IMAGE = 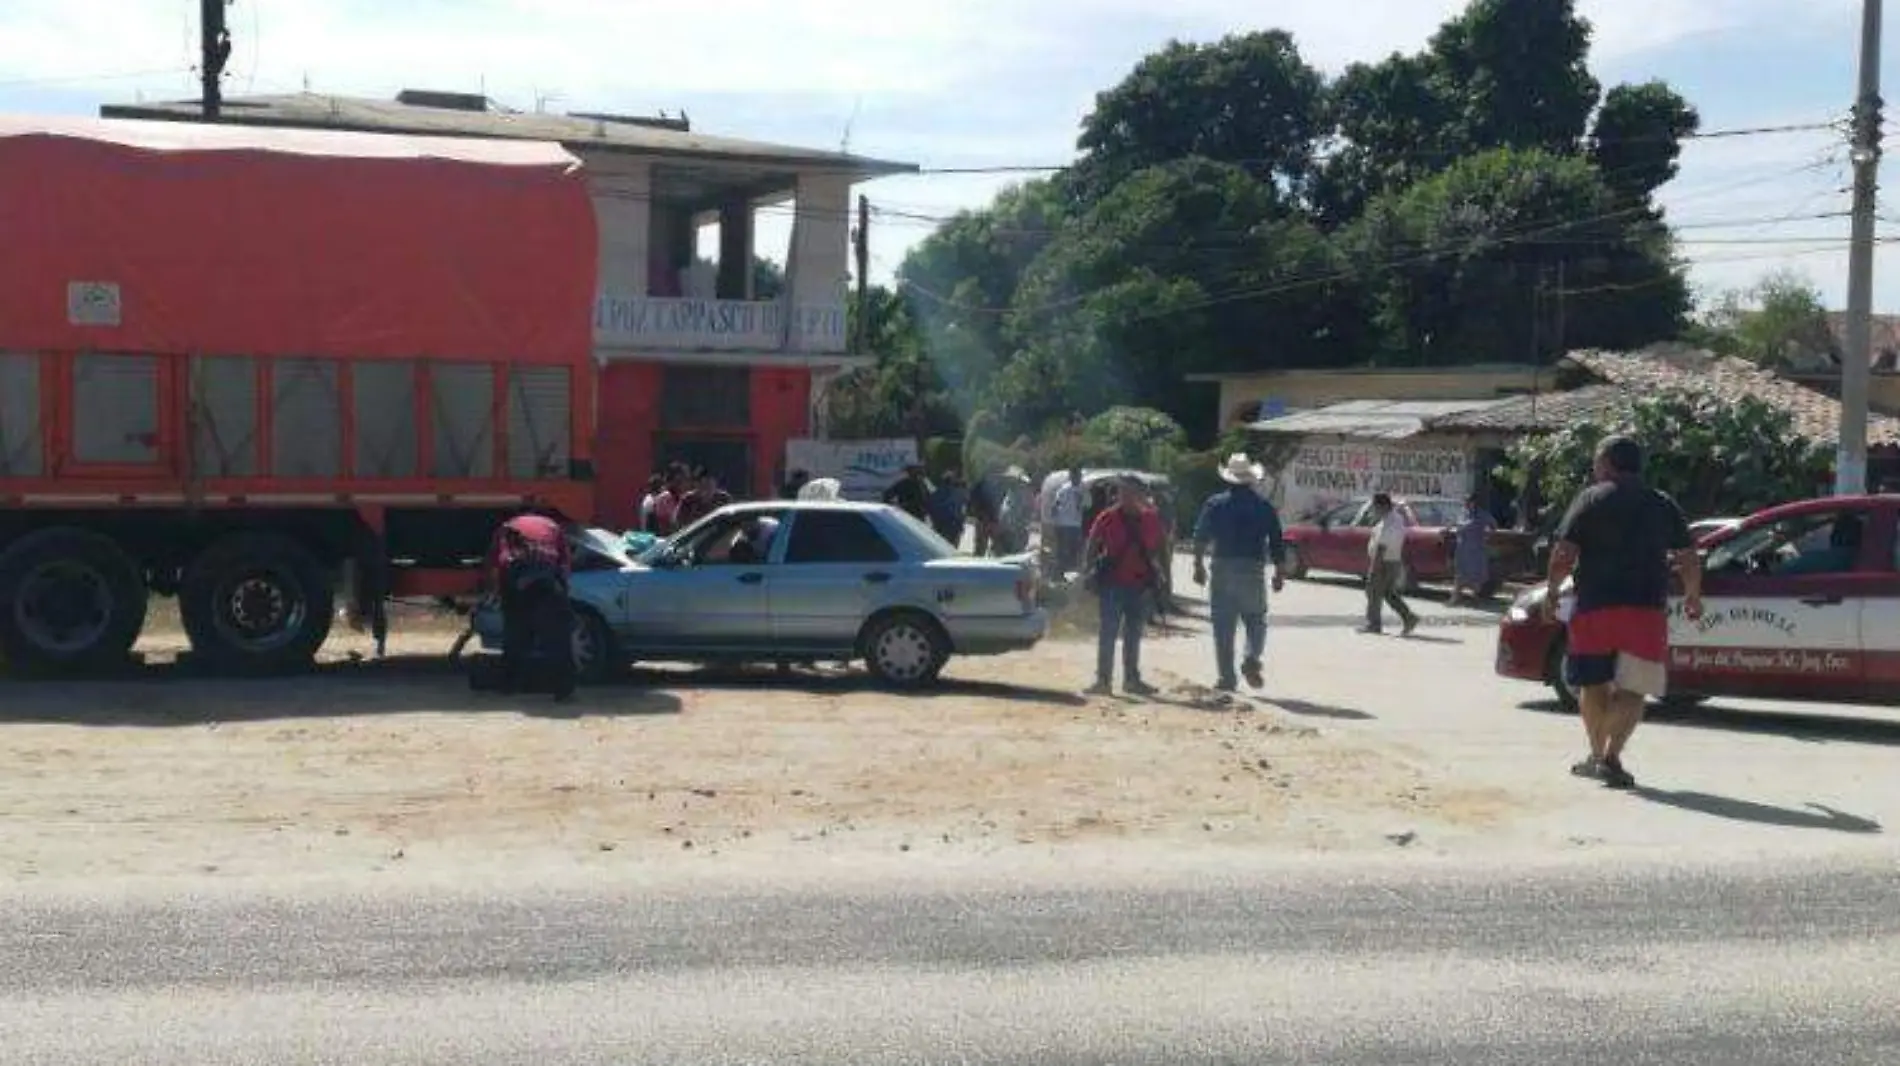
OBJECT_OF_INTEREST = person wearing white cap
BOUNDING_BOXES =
[1190,453,1286,692]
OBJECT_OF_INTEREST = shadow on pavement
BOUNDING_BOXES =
[0,655,682,725]
[1521,698,1900,748]
[1636,789,1883,834]
[637,664,1088,707]
[1266,698,1377,722]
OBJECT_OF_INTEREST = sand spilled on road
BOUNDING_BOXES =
[0,629,1516,885]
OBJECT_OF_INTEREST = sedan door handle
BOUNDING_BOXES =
[737,572,765,585]
[1800,594,1843,606]
[863,572,892,584]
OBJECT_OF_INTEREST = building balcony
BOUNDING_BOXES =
[593,293,847,356]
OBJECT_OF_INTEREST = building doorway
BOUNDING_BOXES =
[657,436,753,498]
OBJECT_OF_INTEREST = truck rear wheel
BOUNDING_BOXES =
[0,527,148,675]
[180,533,334,675]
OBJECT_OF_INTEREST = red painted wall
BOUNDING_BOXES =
[594,361,662,529]
[750,367,812,496]
[592,361,811,530]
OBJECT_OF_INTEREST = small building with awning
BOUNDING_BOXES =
[1241,345,1900,524]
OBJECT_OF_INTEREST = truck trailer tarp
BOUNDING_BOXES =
[0,114,596,363]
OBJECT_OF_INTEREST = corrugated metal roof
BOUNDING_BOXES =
[103,93,916,176]
[1246,398,1500,439]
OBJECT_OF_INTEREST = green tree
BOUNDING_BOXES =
[829,285,963,440]
[896,179,1067,399]
[1346,147,1686,366]
[1692,270,1837,370]
[1081,406,1189,469]
[1589,81,1701,208]
[1000,158,1358,437]
[1427,0,1601,153]
[1506,389,1831,519]
[1315,52,1462,227]
[1070,30,1326,204]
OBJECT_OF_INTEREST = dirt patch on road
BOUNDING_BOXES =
[0,629,1514,885]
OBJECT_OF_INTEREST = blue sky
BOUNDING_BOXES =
[1,0,1891,311]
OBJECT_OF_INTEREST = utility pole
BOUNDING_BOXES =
[199,0,232,119]
[1837,0,1884,495]
[853,194,870,355]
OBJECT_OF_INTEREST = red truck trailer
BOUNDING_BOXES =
[0,115,598,675]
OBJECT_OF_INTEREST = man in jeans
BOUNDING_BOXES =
[1191,453,1286,692]
[1084,476,1165,696]
[1360,493,1418,636]
[1543,436,1703,789]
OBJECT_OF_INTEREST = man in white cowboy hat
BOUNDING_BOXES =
[1190,452,1287,693]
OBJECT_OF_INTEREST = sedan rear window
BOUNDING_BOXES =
[881,507,958,560]
[784,511,901,564]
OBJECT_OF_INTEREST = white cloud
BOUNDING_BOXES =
[0,0,1880,304]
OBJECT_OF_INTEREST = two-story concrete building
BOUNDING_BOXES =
[103,89,916,525]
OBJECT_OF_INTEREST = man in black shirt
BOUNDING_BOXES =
[883,463,931,522]
[1542,436,1704,789]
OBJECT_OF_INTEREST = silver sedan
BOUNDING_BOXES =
[473,501,1048,687]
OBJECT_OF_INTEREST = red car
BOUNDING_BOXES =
[1282,496,1532,595]
[1496,495,1900,710]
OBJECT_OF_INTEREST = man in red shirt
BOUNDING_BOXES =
[1084,476,1165,696]
[485,510,576,701]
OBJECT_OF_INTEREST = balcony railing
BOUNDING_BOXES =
[594,294,848,355]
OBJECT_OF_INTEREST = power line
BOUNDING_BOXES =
[0,67,190,90]
[902,117,1846,177]
[892,162,1848,318]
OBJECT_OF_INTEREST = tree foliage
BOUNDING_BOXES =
[1071,31,1325,202]
[1347,148,1687,366]
[848,0,1702,453]
[1691,270,1837,370]
[1080,406,1189,469]
[827,285,963,440]
[1589,81,1700,207]
[1506,390,1832,520]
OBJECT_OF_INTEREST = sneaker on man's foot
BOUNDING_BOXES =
[1242,659,1265,689]
[1356,625,1383,636]
[1400,617,1419,637]
[1124,679,1158,697]
[1084,680,1114,696]
[1215,678,1239,693]
[1600,757,1637,790]
[1570,755,1603,779]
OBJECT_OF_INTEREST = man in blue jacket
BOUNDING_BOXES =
[1191,453,1286,692]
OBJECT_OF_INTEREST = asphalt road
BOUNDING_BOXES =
[4,857,1898,1064]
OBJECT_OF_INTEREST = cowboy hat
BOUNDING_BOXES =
[1218,452,1264,485]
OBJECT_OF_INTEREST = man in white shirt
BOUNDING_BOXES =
[637,474,663,533]
[1361,492,1418,636]
[1050,467,1087,574]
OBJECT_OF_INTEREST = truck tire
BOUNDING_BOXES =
[180,533,334,675]
[0,527,148,675]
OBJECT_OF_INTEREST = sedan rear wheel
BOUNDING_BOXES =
[861,612,949,689]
